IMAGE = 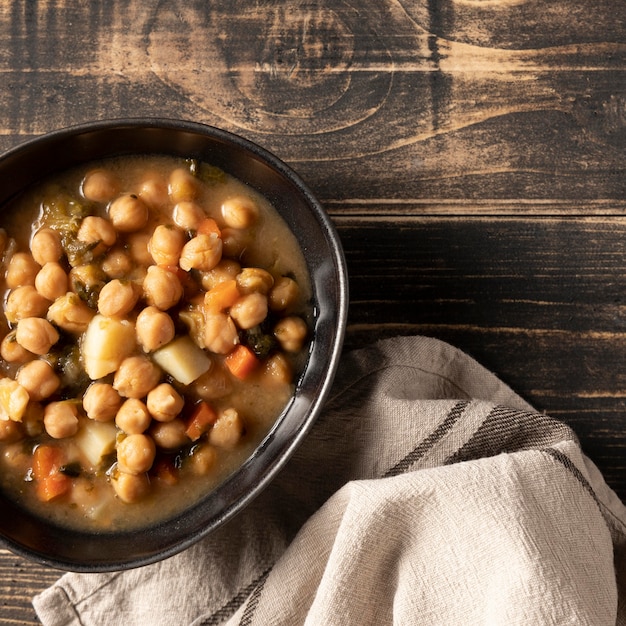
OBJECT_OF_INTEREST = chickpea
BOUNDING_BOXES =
[69,262,106,286]
[35,262,68,301]
[143,265,183,310]
[137,175,169,210]
[269,276,300,312]
[115,398,152,434]
[69,264,106,307]
[43,400,79,439]
[15,318,59,355]
[199,259,241,291]
[236,268,274,295]
[146,383,184,422]
[111,470,150,504]
[108,193,149,232]
[173,201,205,231]
[178,308,205,346]
[30,228,63,266]
[47,292,95,334]
[135,306,175,352]
[116,433,156,474]
[6,252,40,288]
[168,167,202,203]
[83,382,122,422]
[220,227,252,259]
[113,355,162,399]
[76,216,117,257]
[208,408,244,449]
[21,401,44,437]
[102,247,133,279]
[148,224,185,266]
[16,359,60,401]
[221,196,259,229]
[179,234,222,272]
[97,279,139,317]
[0,330,34,363]
[126,232,153,266]
[188,443,217,476]
[274,316,308,353]
[150,419,189,450]
[194,365,232,400]
[263,352,293,385]
[82,168,120,203]
[5,285,51,323]
[128,265,148,286]
[203,313,239,354]
[230,292,268,330]
[0,418,23,443]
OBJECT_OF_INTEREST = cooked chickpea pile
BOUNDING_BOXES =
[0,158,310,514]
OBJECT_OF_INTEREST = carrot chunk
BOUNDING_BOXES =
[224,344,259,380]
[185,401,218,441]
[152,457,179,486]
[32,445,73,501]
[204,279,240,313]
[37,473,72,502]
[32,444,65,480]
[197,218,221,238]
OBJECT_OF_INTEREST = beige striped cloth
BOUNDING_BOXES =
[33,336,626,625]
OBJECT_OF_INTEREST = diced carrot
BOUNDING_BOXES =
[197,218,221,238]
[152,457,179,486]
[32,445,65,481]
[32,444,73,502]
[224,344,259,380]
[185,401,218,441]
[37,473,72,502]
[204,279,240,313]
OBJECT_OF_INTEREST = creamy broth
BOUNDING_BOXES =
[0,155,311,531]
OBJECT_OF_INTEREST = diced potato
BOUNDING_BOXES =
[74,420,117,468]
[152,336,211,385]
[70,477,116,522]
[81,314,136,380]
[0,378,29,422]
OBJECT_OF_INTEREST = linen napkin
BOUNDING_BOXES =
[33,335,626,625]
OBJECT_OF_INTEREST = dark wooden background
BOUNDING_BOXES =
[0,0,624,622]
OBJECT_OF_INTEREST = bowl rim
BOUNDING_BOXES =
[0,118,349,571]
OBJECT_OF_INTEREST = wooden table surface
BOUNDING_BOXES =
[0,0,624,622]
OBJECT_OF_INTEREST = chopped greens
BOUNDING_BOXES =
[242,325,277,359]
[59,462,82,478]
[186,158,227,186]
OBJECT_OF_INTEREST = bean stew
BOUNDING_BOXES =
[0,155,311,531]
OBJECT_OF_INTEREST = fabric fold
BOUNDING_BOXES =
[33,336,626,625]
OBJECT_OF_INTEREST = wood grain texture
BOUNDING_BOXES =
[0,0,624,622]
[337,216,626,493]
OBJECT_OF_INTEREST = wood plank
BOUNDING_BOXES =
[337,215,626,500]
[0,549,59,624]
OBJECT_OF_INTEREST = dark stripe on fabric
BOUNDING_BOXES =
[384,400,469,478]
[540,448,626,545]
[542,447,601,509]
[192,567,272,626]
[238,567,271,626]
[447,405,576,465]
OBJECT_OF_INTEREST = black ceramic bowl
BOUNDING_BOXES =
[0,119,348,571]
